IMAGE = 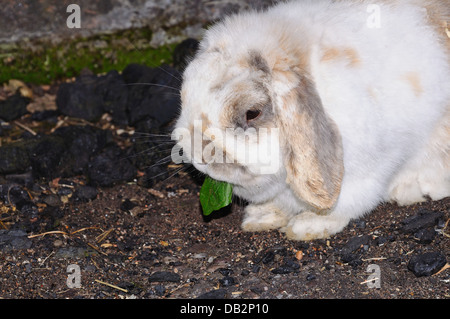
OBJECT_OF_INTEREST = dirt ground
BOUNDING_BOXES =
[0,170,448,300]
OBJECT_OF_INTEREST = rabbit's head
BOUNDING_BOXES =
[173,17,344,211]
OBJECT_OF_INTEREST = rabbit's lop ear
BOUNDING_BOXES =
[276,74,344,211]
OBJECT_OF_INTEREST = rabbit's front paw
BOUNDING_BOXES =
[282,212,349,240]
[242,203,289,232]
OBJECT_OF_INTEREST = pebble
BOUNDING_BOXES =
[306,273,316,281]
[341,235,371,254]
[0,92,30,121]
[217,268,233,276]
[407,252,447,277]
[413,228,436,244]
[53,239,64,247]
[0,229,31,251]
[148,271,181,283]
[154,284,166,297]
[74,185,98,202]
[219,276,236,287]
[87,146,136,187]
[340,235,371,265]
[271,266,293,275]
[196,289,227,299]
[401,210,444,234]
[55,246,93,259]
[43,194,62,207]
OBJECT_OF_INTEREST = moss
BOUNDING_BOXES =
[0,27,177,85]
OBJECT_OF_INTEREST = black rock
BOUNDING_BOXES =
[219,276,236,287]
[0,140,34,175]
[118,281,142,295]
[86,145,136,187]
[123,63,181,127]
[43,194,62,207]
[261,251,275,264]
[154,284,166,296]
[375,234,396,246]
[120,198,138,211]
[30,110,60,122]
[172,38,200,72]
[95,70,129,125]
[407,252,447,277]
[401,210,444,234]
[341,253,359,264]
[0,92,30,121]
[271,266,293,275]
[217,268,234,276]
[53,125,110,176]
[341,235,371,254]
[251,265,261,273]
[56,71,104,122]
[148,271,181,283]
[0,229,32,251]
[29,135,67,179]
[306,273,317,281]
[55,246,92,259]
[413,228,436,244]
[284,258,301,270]
[241,269,250,276]
[196,289,227,299]
[74,186,98,202]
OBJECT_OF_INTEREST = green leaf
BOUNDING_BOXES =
[199,176,233,216]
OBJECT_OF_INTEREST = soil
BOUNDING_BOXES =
[1,160,449,300]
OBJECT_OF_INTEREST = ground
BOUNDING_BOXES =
[1,172,448,299]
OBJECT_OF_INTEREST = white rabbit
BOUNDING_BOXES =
[174,0,450,240]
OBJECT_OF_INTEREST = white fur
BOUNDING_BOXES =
[175,0,450,240]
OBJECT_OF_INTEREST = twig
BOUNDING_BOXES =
[433,263,450,276]
[71,226,101,235]
[0,219,8,230]
[95,228,114,243]
[40,251,55,266]
[362,257,387,262]
[87,242,108,256]
[167,282,193,295]
[95,279,128,293]
[14,121,37,136]
[28,230,68,238]
[28,226,100,238]
[360,277,380,285]
[441,218,450,238]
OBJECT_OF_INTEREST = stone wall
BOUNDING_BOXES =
[1,0,275,47]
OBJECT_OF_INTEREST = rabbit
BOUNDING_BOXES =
[173,0,450,240]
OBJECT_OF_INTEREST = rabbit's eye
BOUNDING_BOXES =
[246,109,262,122]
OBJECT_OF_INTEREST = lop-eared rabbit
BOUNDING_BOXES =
[174,0,450,240]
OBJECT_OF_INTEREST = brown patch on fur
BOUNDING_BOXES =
[321,47,361,67]
[277,74,344,210]
[200,113,211,133]
[219,78,272,130]
[423,0,450,57]
[403,72,423,97]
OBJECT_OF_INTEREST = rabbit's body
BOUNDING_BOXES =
[175,0,450,240]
